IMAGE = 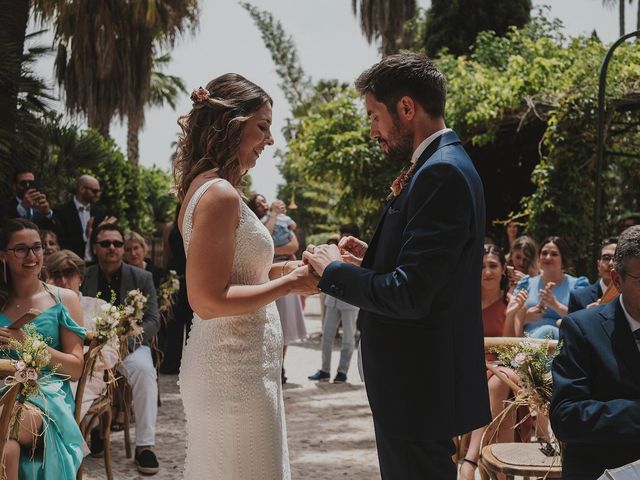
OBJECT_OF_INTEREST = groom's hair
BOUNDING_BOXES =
[355,53,446,119]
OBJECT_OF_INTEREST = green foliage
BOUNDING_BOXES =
[437,13,640,272]
[79,136,153,234]
[140,167,177,224]
[243,4,396,237]
[424,0,532,57]
[280,84,396,236]
[240,2,312,111]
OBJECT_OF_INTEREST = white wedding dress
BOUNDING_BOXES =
[179,179,291,479]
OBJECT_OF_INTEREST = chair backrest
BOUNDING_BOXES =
[0,361,21,463]
[74,336,108,424]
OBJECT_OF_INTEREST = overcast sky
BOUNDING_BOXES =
[32,0,639,202]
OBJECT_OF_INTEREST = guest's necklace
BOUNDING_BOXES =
[11,283,44,311]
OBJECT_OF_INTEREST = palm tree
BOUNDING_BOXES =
[53,1,197,143]
[351,0,417,56]
[602,0,634,36]
[126,52,187,165]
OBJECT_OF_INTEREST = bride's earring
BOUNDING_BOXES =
[2,260,7,284]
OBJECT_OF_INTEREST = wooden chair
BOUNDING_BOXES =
[75,333,114,480]
[0,359,21,466]
[479,337,562,480]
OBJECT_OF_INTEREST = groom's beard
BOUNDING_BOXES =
[384,120,413,164]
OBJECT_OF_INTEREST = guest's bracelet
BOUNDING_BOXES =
[281,261,290,278]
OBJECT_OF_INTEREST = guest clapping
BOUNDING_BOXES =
[506,235,539,291]
[512,236,588,339]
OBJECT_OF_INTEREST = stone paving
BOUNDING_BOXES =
[84,296,381,479]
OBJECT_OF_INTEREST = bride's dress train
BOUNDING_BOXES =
[179,179,290,479]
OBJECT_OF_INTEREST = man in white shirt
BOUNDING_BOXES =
[551,225,640,479]
[53,174,107,261]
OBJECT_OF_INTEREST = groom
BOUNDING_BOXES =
[304,53,491,479]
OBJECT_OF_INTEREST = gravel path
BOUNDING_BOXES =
[83,297,381,479]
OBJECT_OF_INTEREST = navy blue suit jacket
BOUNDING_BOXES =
[568,281,602,313]
[551,298,640,479]
[318,130,491,440]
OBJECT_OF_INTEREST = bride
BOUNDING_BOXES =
[174,73,319,479]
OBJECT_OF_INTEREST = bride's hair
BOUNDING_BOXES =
[173,73,272,200]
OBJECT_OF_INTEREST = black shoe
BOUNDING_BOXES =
[90,427,104,458]
[333,372,347,383]
[135,449,160,475]
[308,370,330,381]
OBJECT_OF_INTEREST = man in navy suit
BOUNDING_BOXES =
[568,237,617,313]
[304,53,490,480]
[551,226,640,480]
[0,170,55,230]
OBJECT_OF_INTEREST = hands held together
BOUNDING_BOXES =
[282,236,368,296]
[302,236,368,276]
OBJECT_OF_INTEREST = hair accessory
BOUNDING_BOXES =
[190,87,211,104]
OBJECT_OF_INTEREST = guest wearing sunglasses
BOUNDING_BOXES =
[53,175,111,262]
[0,170,56,231]
[568,237,618,313]
[81,223,161,475]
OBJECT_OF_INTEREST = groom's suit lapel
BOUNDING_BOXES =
[362,131,461,268]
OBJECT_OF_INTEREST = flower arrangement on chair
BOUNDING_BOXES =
[157,270,180,317]
[489,338,562,456]
[118,289,148,358]
[5,324,59,439]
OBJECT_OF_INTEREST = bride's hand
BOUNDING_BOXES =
[286,265,320,295]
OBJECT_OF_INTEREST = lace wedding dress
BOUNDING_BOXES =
[179,179,290,479]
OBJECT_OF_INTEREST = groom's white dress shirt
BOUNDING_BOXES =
[410,127,452,164]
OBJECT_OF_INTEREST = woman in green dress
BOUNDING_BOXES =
[0,219,86,479]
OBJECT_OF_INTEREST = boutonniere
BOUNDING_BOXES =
[387,162,419,200]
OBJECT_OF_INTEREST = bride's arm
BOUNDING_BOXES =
[269,260,305,280]
[186,183,318,319]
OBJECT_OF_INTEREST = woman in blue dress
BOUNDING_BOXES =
[513,236,588,339]
[0,219,86,480]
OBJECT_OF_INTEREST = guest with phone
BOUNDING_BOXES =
[1,170,55,230]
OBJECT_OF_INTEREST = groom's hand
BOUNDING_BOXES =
[338,236,367,266]
[302,244,342,277]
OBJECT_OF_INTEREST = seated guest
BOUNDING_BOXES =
[506,235,539,291]
[123,231,166,289]
[80,223,161,475]
[0,219,86,479]
[568,237,617,313]
[53,175,107,262]
[41,229,61,257]
[44,250,119,451]
[1,170,55,231]
[460,244,521,479]
[513,236,588,339]
[551,226,640,480]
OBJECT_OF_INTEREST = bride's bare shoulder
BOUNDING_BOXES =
[179,176,239,231]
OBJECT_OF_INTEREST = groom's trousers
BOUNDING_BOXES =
[373,419,456,480]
